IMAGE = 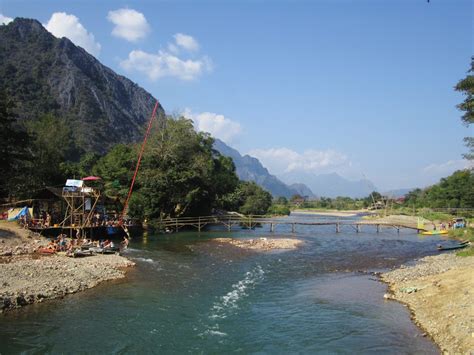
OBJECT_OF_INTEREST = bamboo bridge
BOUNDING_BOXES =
[157,215,421,234]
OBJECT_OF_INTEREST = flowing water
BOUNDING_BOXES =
[0,214,444,354]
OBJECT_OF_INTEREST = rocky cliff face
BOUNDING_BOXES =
[0,18,165,154]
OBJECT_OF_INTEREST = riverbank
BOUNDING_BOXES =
[382,253,474,353]
[0,222,134,312]
[213,237,303,251]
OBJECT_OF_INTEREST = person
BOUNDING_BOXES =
[45,213,51,227]
[59,236,67,251]
[121,237,129,249]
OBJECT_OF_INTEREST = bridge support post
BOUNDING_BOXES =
[336,223,340,233]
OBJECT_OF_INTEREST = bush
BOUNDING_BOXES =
[267,204,291,216]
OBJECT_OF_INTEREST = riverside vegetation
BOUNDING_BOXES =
[0,95,272,224]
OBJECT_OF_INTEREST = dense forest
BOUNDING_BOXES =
[0,91,272,223]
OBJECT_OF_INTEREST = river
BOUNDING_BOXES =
[0,214,440,353]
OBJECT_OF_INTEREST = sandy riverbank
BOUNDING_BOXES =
[213,237,303,251]
[0,222,134,312]
[382,253,474,353]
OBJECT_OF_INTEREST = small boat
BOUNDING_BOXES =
[420,230,449,235]
[67,250,93,258]
[37,247,56,254]
[437,243,470,251]
[88,246,120,254]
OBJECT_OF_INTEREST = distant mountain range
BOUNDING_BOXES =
[0,18,165,154]
[214,139,380,198]
[213,139,315,198]
[280,171,377,198]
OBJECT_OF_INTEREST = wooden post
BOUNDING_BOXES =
[198,217,201,232]
[336,223,340,233]
[376,224,380,233]
[270,223,274,232]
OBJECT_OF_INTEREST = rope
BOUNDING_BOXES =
[119,100,160,224]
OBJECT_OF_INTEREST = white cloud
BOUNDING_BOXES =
[422,159,472,175]
[0,14,13,25]
[184,109,242,144]
[107,8,150,42]
[248,147,349,175]
[120,49,212,81]
[173,33,199,52]
[45,12,101,56]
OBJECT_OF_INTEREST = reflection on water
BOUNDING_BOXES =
[0,214,441,353]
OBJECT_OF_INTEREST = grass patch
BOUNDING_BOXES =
[448,227,474,257]
[448,227,474,242]
[456,247,474,257]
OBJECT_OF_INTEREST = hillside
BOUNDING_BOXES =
[0,18,165,154]
[213,139,313,198]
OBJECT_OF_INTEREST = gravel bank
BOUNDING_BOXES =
[382,253,474,353]
[0,254,134,312]
[0,223,135,312]
[213,237,303,251]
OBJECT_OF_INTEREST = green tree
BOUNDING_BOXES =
[455,57,474,160]
[275,196,289,205]
[403,171,474,209]
[0,91,30,198]
[92,144,137,200]
[129,117,239,220]
[237,182,273,215]
[25,113,79,189]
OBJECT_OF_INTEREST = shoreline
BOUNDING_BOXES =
[381,253,474,353]
[0,222,135,313]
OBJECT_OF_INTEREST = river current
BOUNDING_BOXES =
[0,214,443,354]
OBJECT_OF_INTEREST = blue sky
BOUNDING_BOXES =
[1,0,473,191]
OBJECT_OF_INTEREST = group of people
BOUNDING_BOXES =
[91,212,135,228]
[433,221,453,231]
[18,211,58,228]
[40,234,129,254]
[17,209,136,230]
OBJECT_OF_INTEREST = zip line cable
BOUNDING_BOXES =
[119,100,160,224]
